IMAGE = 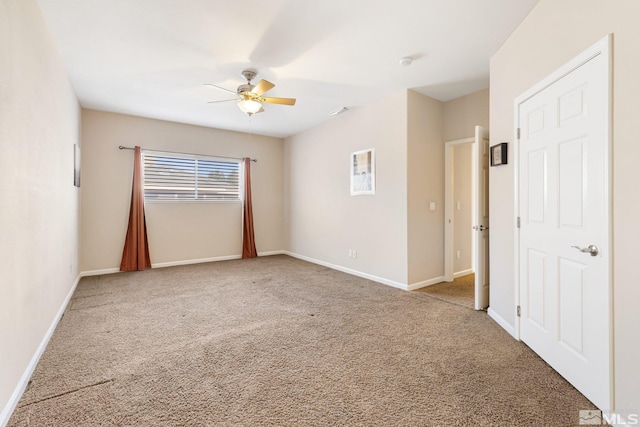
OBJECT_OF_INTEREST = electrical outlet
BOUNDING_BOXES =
[352,250,357,259]
[456,250,461,259]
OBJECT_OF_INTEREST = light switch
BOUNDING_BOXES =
[456,201,461,210]
[429,202,436,211]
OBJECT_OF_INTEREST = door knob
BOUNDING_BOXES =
[571,244,599,256]
[473,225,489,231]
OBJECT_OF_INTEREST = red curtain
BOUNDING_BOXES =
[120,146,152,271]
[242,157,258,258]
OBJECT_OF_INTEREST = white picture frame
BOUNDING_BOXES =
[350,148,375,195]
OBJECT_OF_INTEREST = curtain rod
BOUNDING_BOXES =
[118,145,257,162]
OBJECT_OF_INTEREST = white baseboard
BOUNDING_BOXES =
[80,267,120,277]
[283,251,408,290]
[257,250,286,257]
[407,276,445,291]
[153,251,285,268]
[453,268,474,279]
[487,307,518,339]
[152,254,241,269]
[0,274,81,427]
[407,270,473,291]
[81,251,287,276]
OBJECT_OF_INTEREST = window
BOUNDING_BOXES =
[143,151,240,201]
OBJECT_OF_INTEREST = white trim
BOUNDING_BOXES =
[487,308,518,339]
[454,268,474,279]
[513,39,609,107]
[80,251,287,277]
[0,275,81,427]
[80,267,120,277]
[512,99,521,340]
[152,255,241,268]
[445,137,476,145]
[144,199,242,205]
[444,136,475,283]
[257,250,286,257]
[513,34,613,409]
[283,251,408,290]
[604,35,615,411]
[282,251,451,292]
[407,276,445,291]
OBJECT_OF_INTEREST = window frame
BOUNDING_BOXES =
[141,150,243,204]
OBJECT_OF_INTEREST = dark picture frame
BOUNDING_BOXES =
[490,142,508,166]
[73,144,81,187]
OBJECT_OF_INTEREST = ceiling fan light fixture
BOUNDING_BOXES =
[206,70,295,116]
[237,99,262,115]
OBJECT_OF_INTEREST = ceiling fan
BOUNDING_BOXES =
[205,69,296,116]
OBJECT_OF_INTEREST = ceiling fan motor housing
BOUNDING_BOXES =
[238,69,258,97]
[241,69,257,82]
[206,68,295,112]
[237,83,255,95]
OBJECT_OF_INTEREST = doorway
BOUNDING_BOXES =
[514,35,612,410]
[444,126,490,310]
[444,137,474,282]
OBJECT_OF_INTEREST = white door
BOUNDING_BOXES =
[474,125,490,310]
[517,38,611,409]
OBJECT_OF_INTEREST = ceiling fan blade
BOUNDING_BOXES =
[262,97,296,106]
[204,83,236,94]
[207,98,238,104]
[251,79,275,96]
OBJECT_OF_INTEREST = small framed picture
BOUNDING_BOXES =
[350,148,375,195]
[490,142,508,166]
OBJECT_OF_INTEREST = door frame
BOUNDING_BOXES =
[513,34,613,404]
[444,136,476,283]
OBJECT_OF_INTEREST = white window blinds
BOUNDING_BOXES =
[142,151,240,201]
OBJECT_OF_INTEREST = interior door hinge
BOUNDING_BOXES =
[517,217,521,228]
[517,306,521,317]
[517,128,521,139]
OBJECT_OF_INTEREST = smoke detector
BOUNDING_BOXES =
[399,56,413,66]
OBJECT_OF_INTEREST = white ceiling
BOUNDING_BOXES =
[37,0,538,138]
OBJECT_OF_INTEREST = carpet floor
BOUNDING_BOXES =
[415,274,475,309]
[9,255,595,426]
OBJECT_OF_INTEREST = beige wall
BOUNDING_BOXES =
[407,91,444,285]
[284,91,409,285]
[490,0,640,410]
[453,144,473,274]
[443,88,489,142]
[81,110,283,272]
[284,90,449,287]
[283,89,486,288]
[0,0,81,420]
